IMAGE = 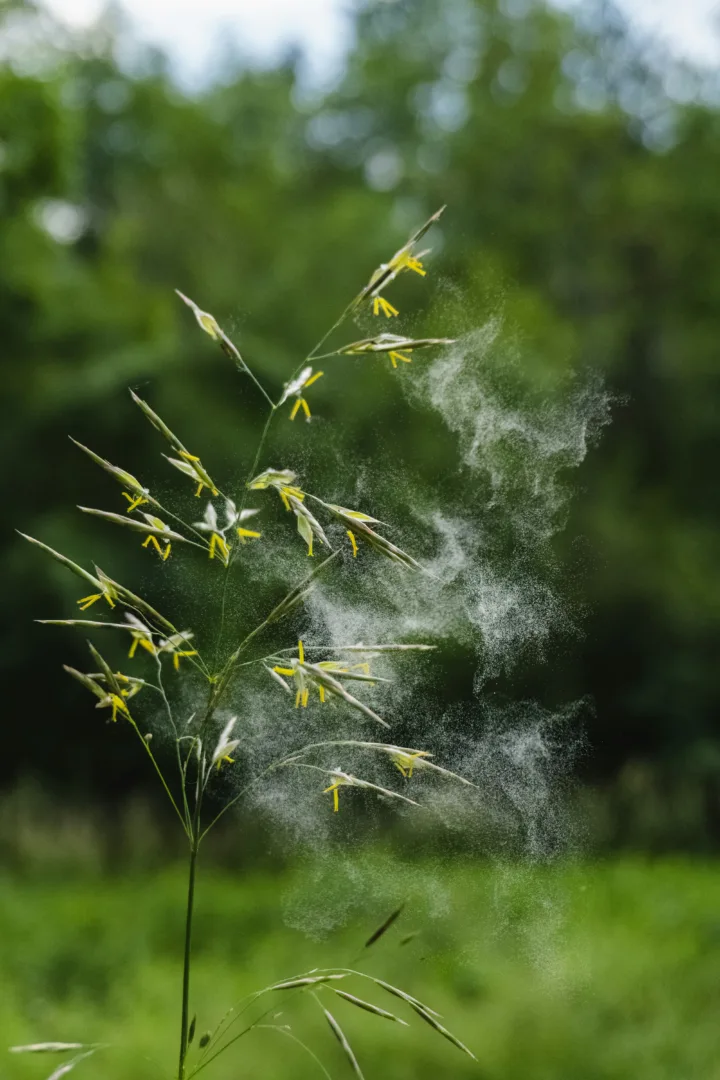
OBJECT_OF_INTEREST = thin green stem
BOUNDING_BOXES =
[287,302,355,384]
[214,550,341,705]
[178,673,216,1080]
[235,357,276,409]
[155,654,192,831]
[127,716,189,838]
[197,742,328,843]
[306,304,355,363]
[189,972,333,1077]
[257,1025,333,1080]
[214,327,276,410]
[178,839,198,1080]
[213,404,277,667]
[120,598,212,683]
[307,349,345,362]
[189,995,285,1076]
[244,407,278,491]
[151,498,213,547]
[212,296,354,667]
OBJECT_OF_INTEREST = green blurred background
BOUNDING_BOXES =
[3,0,720,1076]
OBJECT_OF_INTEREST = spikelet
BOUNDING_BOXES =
[339,333,456,369]
[70,439,157,507]
[351,206,445,314]
[323,503,421,570]
[130,390,218,497]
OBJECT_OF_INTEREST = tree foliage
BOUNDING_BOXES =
[3,0,719,800]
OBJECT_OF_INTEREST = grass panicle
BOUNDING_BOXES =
[15,206,478,1079]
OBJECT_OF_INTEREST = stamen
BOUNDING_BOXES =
[77,593,102,611]
[373,296,399,318]
[122,492,148,513]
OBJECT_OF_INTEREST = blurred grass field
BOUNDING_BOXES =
[4,856,720,1080]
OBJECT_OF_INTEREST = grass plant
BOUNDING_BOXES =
[15,208,480,1079]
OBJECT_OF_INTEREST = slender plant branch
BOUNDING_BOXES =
[213,403,277,665]
[210,319,276,410]
[178,750,205,1080]
[178,841,198,1080]
[155,653,192,832]
[212,293,355,663]
[290,301,356,379]
[152,497,215,547]
[257,1025,333,1080]
[126,715,189,838]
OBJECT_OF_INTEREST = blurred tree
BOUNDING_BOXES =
[2,0,719,837]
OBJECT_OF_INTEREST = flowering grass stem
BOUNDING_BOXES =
[179,840,198,1080]
[18,206,474,1079]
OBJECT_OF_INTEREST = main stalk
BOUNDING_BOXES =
[178,838,198,1079]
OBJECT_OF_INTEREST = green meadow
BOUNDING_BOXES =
[5,858,720,1080]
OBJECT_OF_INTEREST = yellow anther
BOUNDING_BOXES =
[323,780,342,812]
[173,650,198,671]
[391,750,430,778]
[290,398,312,421]
[122,492,148,512]
[279,485,304,510]
[77,593,102,611]
[373,296,399,318]
[399,253,426,276]
[142,534,170,560]
[347,530,358,557]
[208,532,230,563]
[128,636,156,659]
[110,694,129,723]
